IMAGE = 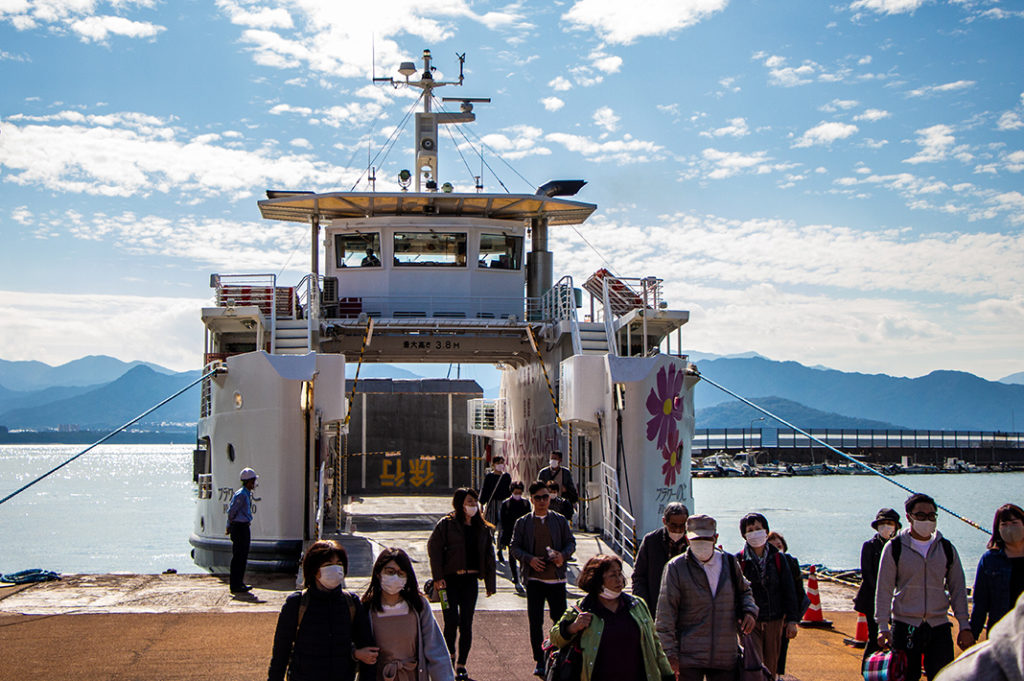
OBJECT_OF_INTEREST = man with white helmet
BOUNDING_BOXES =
[227,467,258,594]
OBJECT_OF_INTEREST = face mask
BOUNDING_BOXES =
[599,587,622,600]
[380,574,406,595]
[911,519,936,537]
[494,464,506,473]
[464,504,479,517]
[512,492,523,501]
[318,564,345,589]
[667,531,686,543]
[549,459,560,469]
[745,529,768,548]
[877,524,896,540]
[690,540,715,562]
[1000,524,1024,544]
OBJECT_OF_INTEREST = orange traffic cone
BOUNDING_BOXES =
[799,565,833,628]
[844,612,870,647]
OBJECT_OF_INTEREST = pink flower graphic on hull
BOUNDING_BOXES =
[662,428,682,486]
[645,364,684,450]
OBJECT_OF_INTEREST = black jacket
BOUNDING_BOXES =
[632,527,687,617]
[499,496,531,547]
[736,543,801,623]
[479,471,512,507]
[427,514,498,594]
[538,465,578,504]
[853,534,887,616]
[267,588,373,681]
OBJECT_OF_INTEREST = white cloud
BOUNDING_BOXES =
[478,125,551,160]
[562,0,729,45]
[11,206,33,225]
[588,50,622,74]
[793,121,858,148]
[545,132,664,164]
[217,1,294,29]
[718,76,740,94]
[0,289,207,371]
[592,106,620,133]
[700,117,749,138]
[696,148,794,180]
[549,76,572,92]
[854,108,891,122]
[289,137,311,148]
[820,98,859,112]
[0,109,361,200]
[997,111,1023,131]
[849,0,926,15]
[903,124,972,165]
[541,97,565,112]
[907,80,976,97]
[759,54,818,87]
[0,1,165,42]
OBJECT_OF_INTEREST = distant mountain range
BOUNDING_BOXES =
[695,396,905,430]
[1001,371,1024,385]
[0,354,1021,434]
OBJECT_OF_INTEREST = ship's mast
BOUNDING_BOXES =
[375,50,489,192]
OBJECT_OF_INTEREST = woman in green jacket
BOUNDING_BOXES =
[550,554,674,681]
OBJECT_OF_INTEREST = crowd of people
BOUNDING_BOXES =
[228,457,1024,681]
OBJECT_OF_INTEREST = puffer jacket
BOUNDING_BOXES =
[655,549,758,670]
[427,514,497,594]
[550,593,673,681]
[935,592,1024,681]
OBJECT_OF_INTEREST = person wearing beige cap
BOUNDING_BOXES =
[655,514,758,681]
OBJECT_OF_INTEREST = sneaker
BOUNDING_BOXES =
[230,585,252,594]
[455,668,469,681]
[532,665,545,678]
[515,581,526,596]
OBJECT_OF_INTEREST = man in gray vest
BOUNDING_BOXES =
[656,514,758,681]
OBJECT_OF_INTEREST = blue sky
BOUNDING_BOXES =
[1,0,1022,380]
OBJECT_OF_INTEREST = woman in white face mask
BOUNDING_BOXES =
[426,488,497,681]
[549,554,673,681]
[853,507,902,662]
[361,548,455,681]
[969,503,1024,639]
[267,540,378,681]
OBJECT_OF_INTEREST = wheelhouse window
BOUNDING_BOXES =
[393,232,467,267]
[478,233,523,270]
[335,233,382,268]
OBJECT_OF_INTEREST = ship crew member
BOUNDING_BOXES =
[227,467,258,594]
[537,450,578,506]
[361,248,381,267]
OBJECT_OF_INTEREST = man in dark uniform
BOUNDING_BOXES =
[227,467,257,594]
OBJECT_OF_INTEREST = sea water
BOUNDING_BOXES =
[1,444,1021,579]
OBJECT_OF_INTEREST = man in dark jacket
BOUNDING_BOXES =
[537,450,578,505]
[510,480,576,677]
[499,481,531,594]
[853,507,900,661]
[736,512,800,680]
[633,502,689,618]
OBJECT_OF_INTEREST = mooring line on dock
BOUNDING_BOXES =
[0,366,225,508]
[691,369,990,535]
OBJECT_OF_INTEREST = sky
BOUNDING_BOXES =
[1,0,1022,381]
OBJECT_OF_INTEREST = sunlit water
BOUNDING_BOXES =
[1,445,1020,581]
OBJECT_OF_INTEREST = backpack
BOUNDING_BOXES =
[289,590,358,668]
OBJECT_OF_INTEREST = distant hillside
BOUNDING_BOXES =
[0,383,97,415]
[0,355,177,391]
[1001,372,1024,385]
[696,396,905,430]
[0,366,201,430]
[693,358,1024,431]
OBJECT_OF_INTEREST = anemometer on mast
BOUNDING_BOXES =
[374,50,490,192]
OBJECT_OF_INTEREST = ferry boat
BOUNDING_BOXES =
[189,50,697,572]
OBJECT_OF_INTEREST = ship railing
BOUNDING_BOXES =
[598,462,637,564]
[467,398,508,439]
[540,276,582,355]
[297,273,323,349]
[199,360,223,418]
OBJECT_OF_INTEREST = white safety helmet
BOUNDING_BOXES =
[240,467,258,481]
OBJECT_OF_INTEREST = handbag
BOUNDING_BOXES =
[736,633,772,681]
[423,578,440,603]
[863,649,907,681]
[542,606,584,681]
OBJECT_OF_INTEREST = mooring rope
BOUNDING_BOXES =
[691,368,989,535]
[0,366,226,508]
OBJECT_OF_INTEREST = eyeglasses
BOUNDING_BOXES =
[532,494,550,501]
[382,567,407,579]
[911,512,937,521]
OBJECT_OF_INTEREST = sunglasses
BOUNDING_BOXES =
[910,512,937,521]
[532,494,550,501]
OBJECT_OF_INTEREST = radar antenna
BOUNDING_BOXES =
[374,50,490,192]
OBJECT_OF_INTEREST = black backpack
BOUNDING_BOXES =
[890,536,954,571]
